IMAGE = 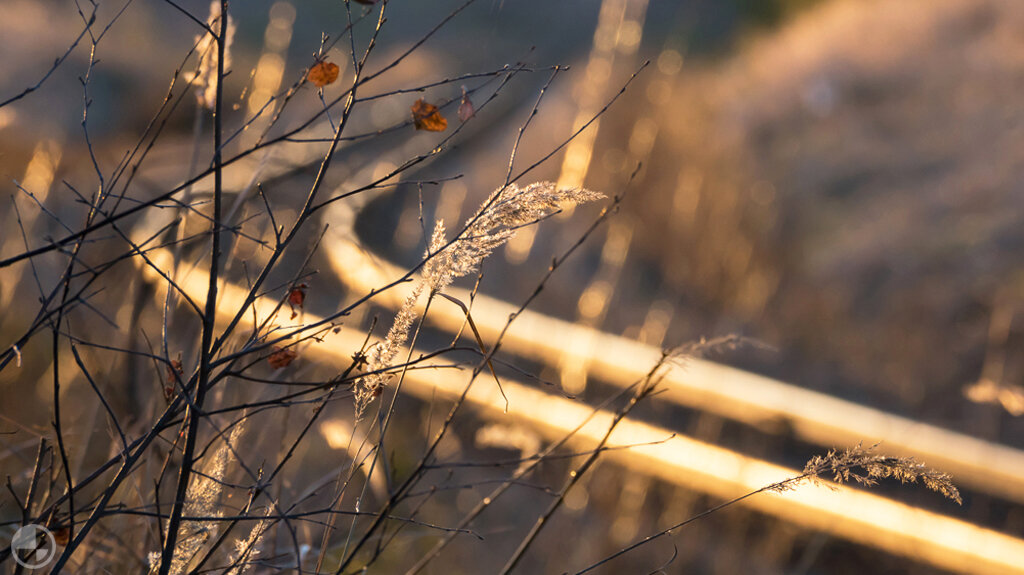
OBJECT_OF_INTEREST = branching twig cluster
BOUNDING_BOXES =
[0,1,962,574]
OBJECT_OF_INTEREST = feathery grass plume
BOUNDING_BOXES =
[793,443,962,504]
[225,507,272,574]
[353,182,602,417]
[422,181,604,294]
[148,424,246,574]
[191,1,235,110]
[354,281,425,415]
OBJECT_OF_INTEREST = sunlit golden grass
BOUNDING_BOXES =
[3,0,1023,573]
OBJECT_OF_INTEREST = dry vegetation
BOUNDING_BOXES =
[0,0,1015,574]
[603,0,1024,422]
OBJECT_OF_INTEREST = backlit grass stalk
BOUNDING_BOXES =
[353,181,603,417]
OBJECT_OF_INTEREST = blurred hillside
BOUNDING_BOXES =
[591,0,1024,440]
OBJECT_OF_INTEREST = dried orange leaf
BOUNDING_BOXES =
[268,347,298,369]
[308,61,339,88]
[288,283,307,319]
[412,98,447,132]
[53,527,70,546]
[165,355,183,382]
[288,284,307,308]
[458,88,474,122]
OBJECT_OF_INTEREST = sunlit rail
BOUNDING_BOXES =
[139,246,1024,574]
[322,218,1024,506]
[125,119,1024,571]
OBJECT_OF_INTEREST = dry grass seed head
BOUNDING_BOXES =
[149,424,246,574]
[422,181,603,294]
[800,443,961,504]
[352,182,602,416]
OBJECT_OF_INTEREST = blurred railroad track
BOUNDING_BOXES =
[131,131,1024,570]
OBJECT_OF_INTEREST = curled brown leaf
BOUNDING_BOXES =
[268,347,298,369]
[308,61,339,88]
[412,98,447,131]
[288,283,307,319]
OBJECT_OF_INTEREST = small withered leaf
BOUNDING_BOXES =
[412,98,447,132]
[288,284,307,319]
[268,348,298,369]
[288,284,307,307]
[458,88,475,122]
[53,527,71,546]
[165,356,183,382]
[308,61,339,88]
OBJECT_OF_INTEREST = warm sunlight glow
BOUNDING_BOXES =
[145,244,1024,574]
[21,139,61,203]
[321,218,1024,508]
